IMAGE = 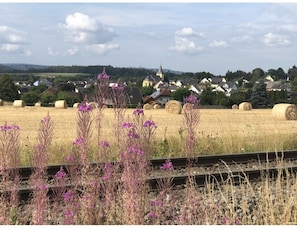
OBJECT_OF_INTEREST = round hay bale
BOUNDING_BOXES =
[55,100,68,109]
[0,99,3,106]
[165,100,182,114]
[232,104,239,109]
[153,104,161,109]
[143,103,152,110]
[88,102,97,109]
[272,103,297,120]
[13,100,25,107]
[182,103,193,112]
[239,102,252,111]
[34,102,41,107]
[73,102,80,108]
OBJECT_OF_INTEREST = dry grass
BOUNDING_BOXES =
[0,106,297,165]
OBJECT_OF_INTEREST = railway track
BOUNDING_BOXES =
[3,150,297,202]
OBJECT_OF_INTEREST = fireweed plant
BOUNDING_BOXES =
[0,123,21,224]
[29,113,53,225]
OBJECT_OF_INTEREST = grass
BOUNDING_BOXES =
[0,106,297,165]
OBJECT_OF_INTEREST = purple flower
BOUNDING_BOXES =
[148,211,158,219]
[64,210,74,218]
[99,140,110,148]
[65,154,74,162]
[121,122,135,129]
[41,116,51,123]
[0,124,20,131]
[143,120,157,128]
[63,191,74,202]
[55,168,66,180]
[133,109,144,116]
[127,146,144,155]
[127,129,140,139]
[150,200,163,207]
[98,73,110,80]
[78,103,93,112]
[160,160,174,171]
[72,137,84,145]
[184,94,199,105]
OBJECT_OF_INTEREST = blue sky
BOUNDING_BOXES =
[0,2,297,75]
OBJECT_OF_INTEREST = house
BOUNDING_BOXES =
[143,88,172,105]
[33,78,53,87]
[142,65,165,87]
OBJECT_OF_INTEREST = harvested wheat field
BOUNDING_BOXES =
[0,105,297,163]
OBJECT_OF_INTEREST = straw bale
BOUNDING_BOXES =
[34,102,41,107]
[232,104,239,109]
[73,103,80,108]
[0,99,3,106]
[239,102,252,111]
[55,100,68,109]
[13,100,25,107]
[272,103,297,120]
[182,103,193,112]
[165,100,182,114]
[88,102,97,109]
[143,103,152,110]
[153,104,161,109]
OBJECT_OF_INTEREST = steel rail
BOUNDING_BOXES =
[15,149,297,181]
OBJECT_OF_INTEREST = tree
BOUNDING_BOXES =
[0,74,20,101]
[250,81,268,108]
[140,86,155,98]
[172,87,191,102]
[21,91,40,105]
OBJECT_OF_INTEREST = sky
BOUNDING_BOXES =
[1,1,297,75]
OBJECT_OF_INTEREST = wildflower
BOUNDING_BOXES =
[121,122,135,129]
[143,120,157,128]
[99,140,110,148]
[78,103,93,112]
[55,168,66,180]
[148,211,158,219]
[150,200,163,207]
[72,137,84,145]
[0,124,20,131]
[63,191,74,202]
[97,72,110,80]
[127,146,144,155]
[41,115,51,123]
[133,109,144,116]
[184,94,199,105]
[64,210,74,218]
[65,154,74,162]
[127,129,140,139]
[160,160,174,171]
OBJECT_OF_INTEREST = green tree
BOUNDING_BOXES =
[40,92,56,105]
[172,87,191,102]
[250,81,268,108]
[0,74,20,101]
[21,91,40,105]
[140,86,155,98]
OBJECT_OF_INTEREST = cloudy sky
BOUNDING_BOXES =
[0,2,297,75]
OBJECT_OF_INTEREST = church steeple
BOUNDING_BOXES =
[156,65,165,80]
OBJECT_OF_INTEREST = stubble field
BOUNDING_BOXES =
[1,105,297,165]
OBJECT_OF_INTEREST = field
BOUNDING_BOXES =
[1,105,297,165]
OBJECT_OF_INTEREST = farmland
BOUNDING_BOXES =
[1,105,297,165]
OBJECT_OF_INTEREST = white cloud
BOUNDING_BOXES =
[175,27,204,37]
[64,12,98,32]
[0,44,22,52]
[0,25,26,44]
[67,47,79,55]
[86,43,120,54]
[231,35,254,44]
[209,40,227,48]
[61,12,117,44]
[168,36,203,54]
[48,47,60,56]
[262,33,291,46]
